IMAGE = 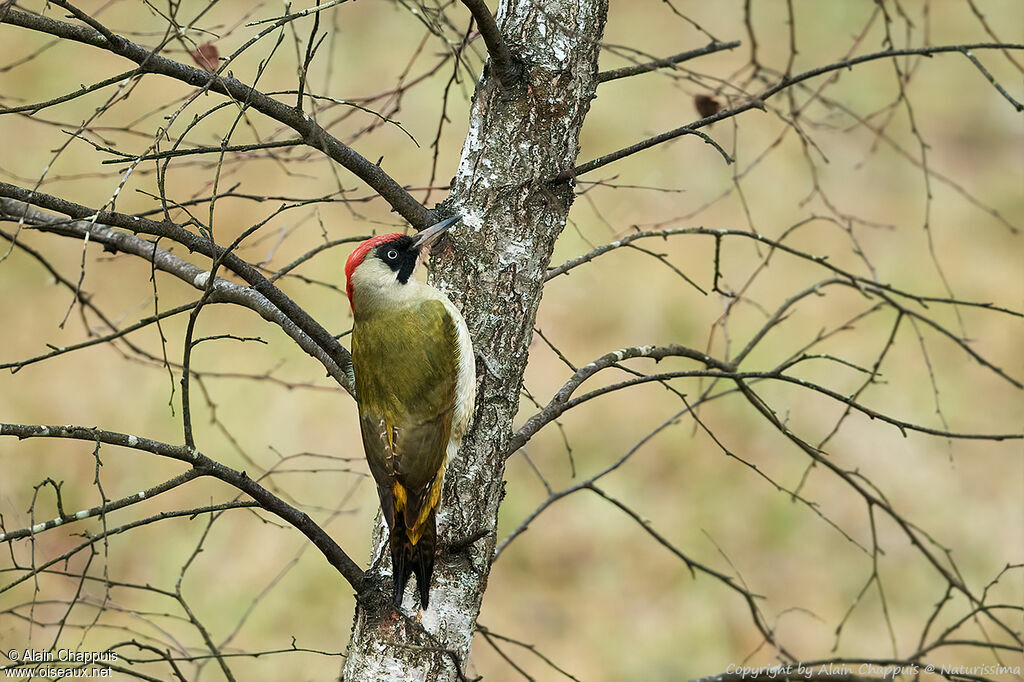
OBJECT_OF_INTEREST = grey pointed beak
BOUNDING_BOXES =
[412,214,461,251]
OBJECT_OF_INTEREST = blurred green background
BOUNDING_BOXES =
[1,1,1021,680]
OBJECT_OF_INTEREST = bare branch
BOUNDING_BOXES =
[0,423,366,592]
[0,69,139,114]
[0,470,203,542]
[597,40,741,83]
[508,344,733,455]
[961,49,1024,111]
[459,0,521,87]
[99,138,304,164]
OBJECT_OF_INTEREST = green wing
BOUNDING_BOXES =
[352,299,459,534]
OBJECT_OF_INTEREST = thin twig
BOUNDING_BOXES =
[597,40,741,83]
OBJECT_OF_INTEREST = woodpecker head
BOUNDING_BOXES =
[345,215,461,311]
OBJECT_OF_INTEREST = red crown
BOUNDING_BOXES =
[344,234,405,307]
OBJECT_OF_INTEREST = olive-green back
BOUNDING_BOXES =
[352,298,459,526]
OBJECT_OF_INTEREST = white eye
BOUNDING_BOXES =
[387,249,399,260]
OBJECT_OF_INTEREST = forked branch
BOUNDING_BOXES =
[559,42,1024,181]
[460,0,521,87]
[0,5,433,227]
[0,423,366,593]
[0,187,355,394]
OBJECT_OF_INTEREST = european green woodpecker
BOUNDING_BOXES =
[345,215,475,609]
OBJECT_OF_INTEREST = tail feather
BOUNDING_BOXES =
[389,527,411,607]
[412,512,436,608]
[389,509,437,609]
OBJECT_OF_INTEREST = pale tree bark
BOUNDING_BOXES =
[341,1,608,679]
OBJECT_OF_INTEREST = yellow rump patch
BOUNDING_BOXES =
[392,481,407,513]
[405,468,446,546]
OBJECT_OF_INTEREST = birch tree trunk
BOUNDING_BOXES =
[341,1,608,679]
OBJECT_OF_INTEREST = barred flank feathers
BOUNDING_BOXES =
[389,509,437,608]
